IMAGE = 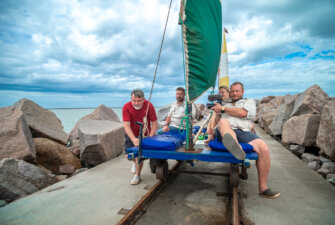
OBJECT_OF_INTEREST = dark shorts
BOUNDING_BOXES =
[124,134,136,153]
[215,128,260,143]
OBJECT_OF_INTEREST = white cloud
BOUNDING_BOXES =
[42,59,61,70]
[32,33,53,45]
[0,0,334,108]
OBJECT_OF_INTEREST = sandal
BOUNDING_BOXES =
[259,188,280,199]
[222,133,246,160]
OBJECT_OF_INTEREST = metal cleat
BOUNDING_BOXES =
[243,158,250,168]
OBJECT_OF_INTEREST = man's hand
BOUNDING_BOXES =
[132,138,139,146]
[211,103,223,114]
[163,125,170,133]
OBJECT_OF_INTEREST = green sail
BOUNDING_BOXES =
[181,0,222,102]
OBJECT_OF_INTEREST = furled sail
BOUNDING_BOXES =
[180,0,222,103]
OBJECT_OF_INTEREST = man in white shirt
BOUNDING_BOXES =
[211,82,280,199]
[157,87,196,134]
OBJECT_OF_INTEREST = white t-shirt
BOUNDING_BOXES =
[221,98,256,131]
[168,101,196,128]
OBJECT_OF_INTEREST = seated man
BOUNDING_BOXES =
[211,82,280,199]
[157,87,196,134]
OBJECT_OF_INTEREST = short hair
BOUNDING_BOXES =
[230,82,244,91]
[176,87,185,93]
[131,89,144,98]
[219,85,229,93]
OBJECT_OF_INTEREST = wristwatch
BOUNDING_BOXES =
[221,106,225,113]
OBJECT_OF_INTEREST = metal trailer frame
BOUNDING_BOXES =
[127,145,258,185]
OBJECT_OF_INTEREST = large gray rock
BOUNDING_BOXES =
[316,99,335,161]
[290,84,329,117]
[14,98,68,145]
[0,158,57,201]
[34,138,82,174]
[316,161,335,177]
[157,104,171,122]
[259,110,276,133]
[260,96,276,104]
[255,96,283,123]
[307,161,321,171]
[268,94,297,136]
[69,105,120,147]
[326,174,335,185]
[157,104,171,130]
[301,153,321,164]
[193,104,202,121]
[196,103,205,111]
[0,106,35,161]
[288,145,305,157]
[282,114,321,146]
[79,120,124,166]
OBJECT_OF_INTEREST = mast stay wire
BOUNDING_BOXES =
[142,0,173,137]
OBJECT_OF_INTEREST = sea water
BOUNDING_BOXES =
[50,108,123,133]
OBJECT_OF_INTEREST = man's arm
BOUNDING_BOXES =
[123,121,139,146]
[163,116,171,132]
[223,106,248,118]
[211,103,248,118]
[191,103,197,119]
[150,120,158,136]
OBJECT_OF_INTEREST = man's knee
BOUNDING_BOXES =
[218,118,231,128]
[157,128,163,135]
[250,139,269,155]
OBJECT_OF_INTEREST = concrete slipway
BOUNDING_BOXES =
[0,126,335,225]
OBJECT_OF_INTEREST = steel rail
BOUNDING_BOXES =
[118,161,241,225]
[117,161,180,225]
[232,186,239,225]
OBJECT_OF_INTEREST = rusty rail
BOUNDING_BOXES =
[117,161,180,225]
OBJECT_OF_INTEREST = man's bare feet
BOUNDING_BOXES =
[204,134,214,144]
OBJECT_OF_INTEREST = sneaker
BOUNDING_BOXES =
[130,175,141,185]
[222,133,246,160]
[131,162,136,174]
[259,188,280,199]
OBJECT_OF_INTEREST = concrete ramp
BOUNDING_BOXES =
[241,126,335,225]
[0,156,169,225]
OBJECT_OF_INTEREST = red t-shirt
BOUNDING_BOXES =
[122,100,157,137]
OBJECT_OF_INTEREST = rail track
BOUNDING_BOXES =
[117,161,246,225]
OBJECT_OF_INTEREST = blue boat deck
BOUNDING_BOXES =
[127,142,258,164]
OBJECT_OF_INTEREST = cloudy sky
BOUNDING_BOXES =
[0,0,334,109]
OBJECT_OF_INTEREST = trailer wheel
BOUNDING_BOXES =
[230,164,240,187]
[150,158,157,174]
[240,164,248,180]
[156,160,168,182]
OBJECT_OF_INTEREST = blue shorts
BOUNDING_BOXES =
[124,134,136,153]
[215,128,260,143]
[157,125,183,135]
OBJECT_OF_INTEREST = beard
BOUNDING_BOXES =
[231,96,242,103]
[177,97,184,102]
[133,105,143,110]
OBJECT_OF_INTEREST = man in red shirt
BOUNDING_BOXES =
[122,89,157,185]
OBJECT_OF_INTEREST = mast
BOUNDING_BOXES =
[179,0,222,150]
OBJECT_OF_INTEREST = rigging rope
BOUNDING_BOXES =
[179,0,191,149]
[142,0,173,137]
